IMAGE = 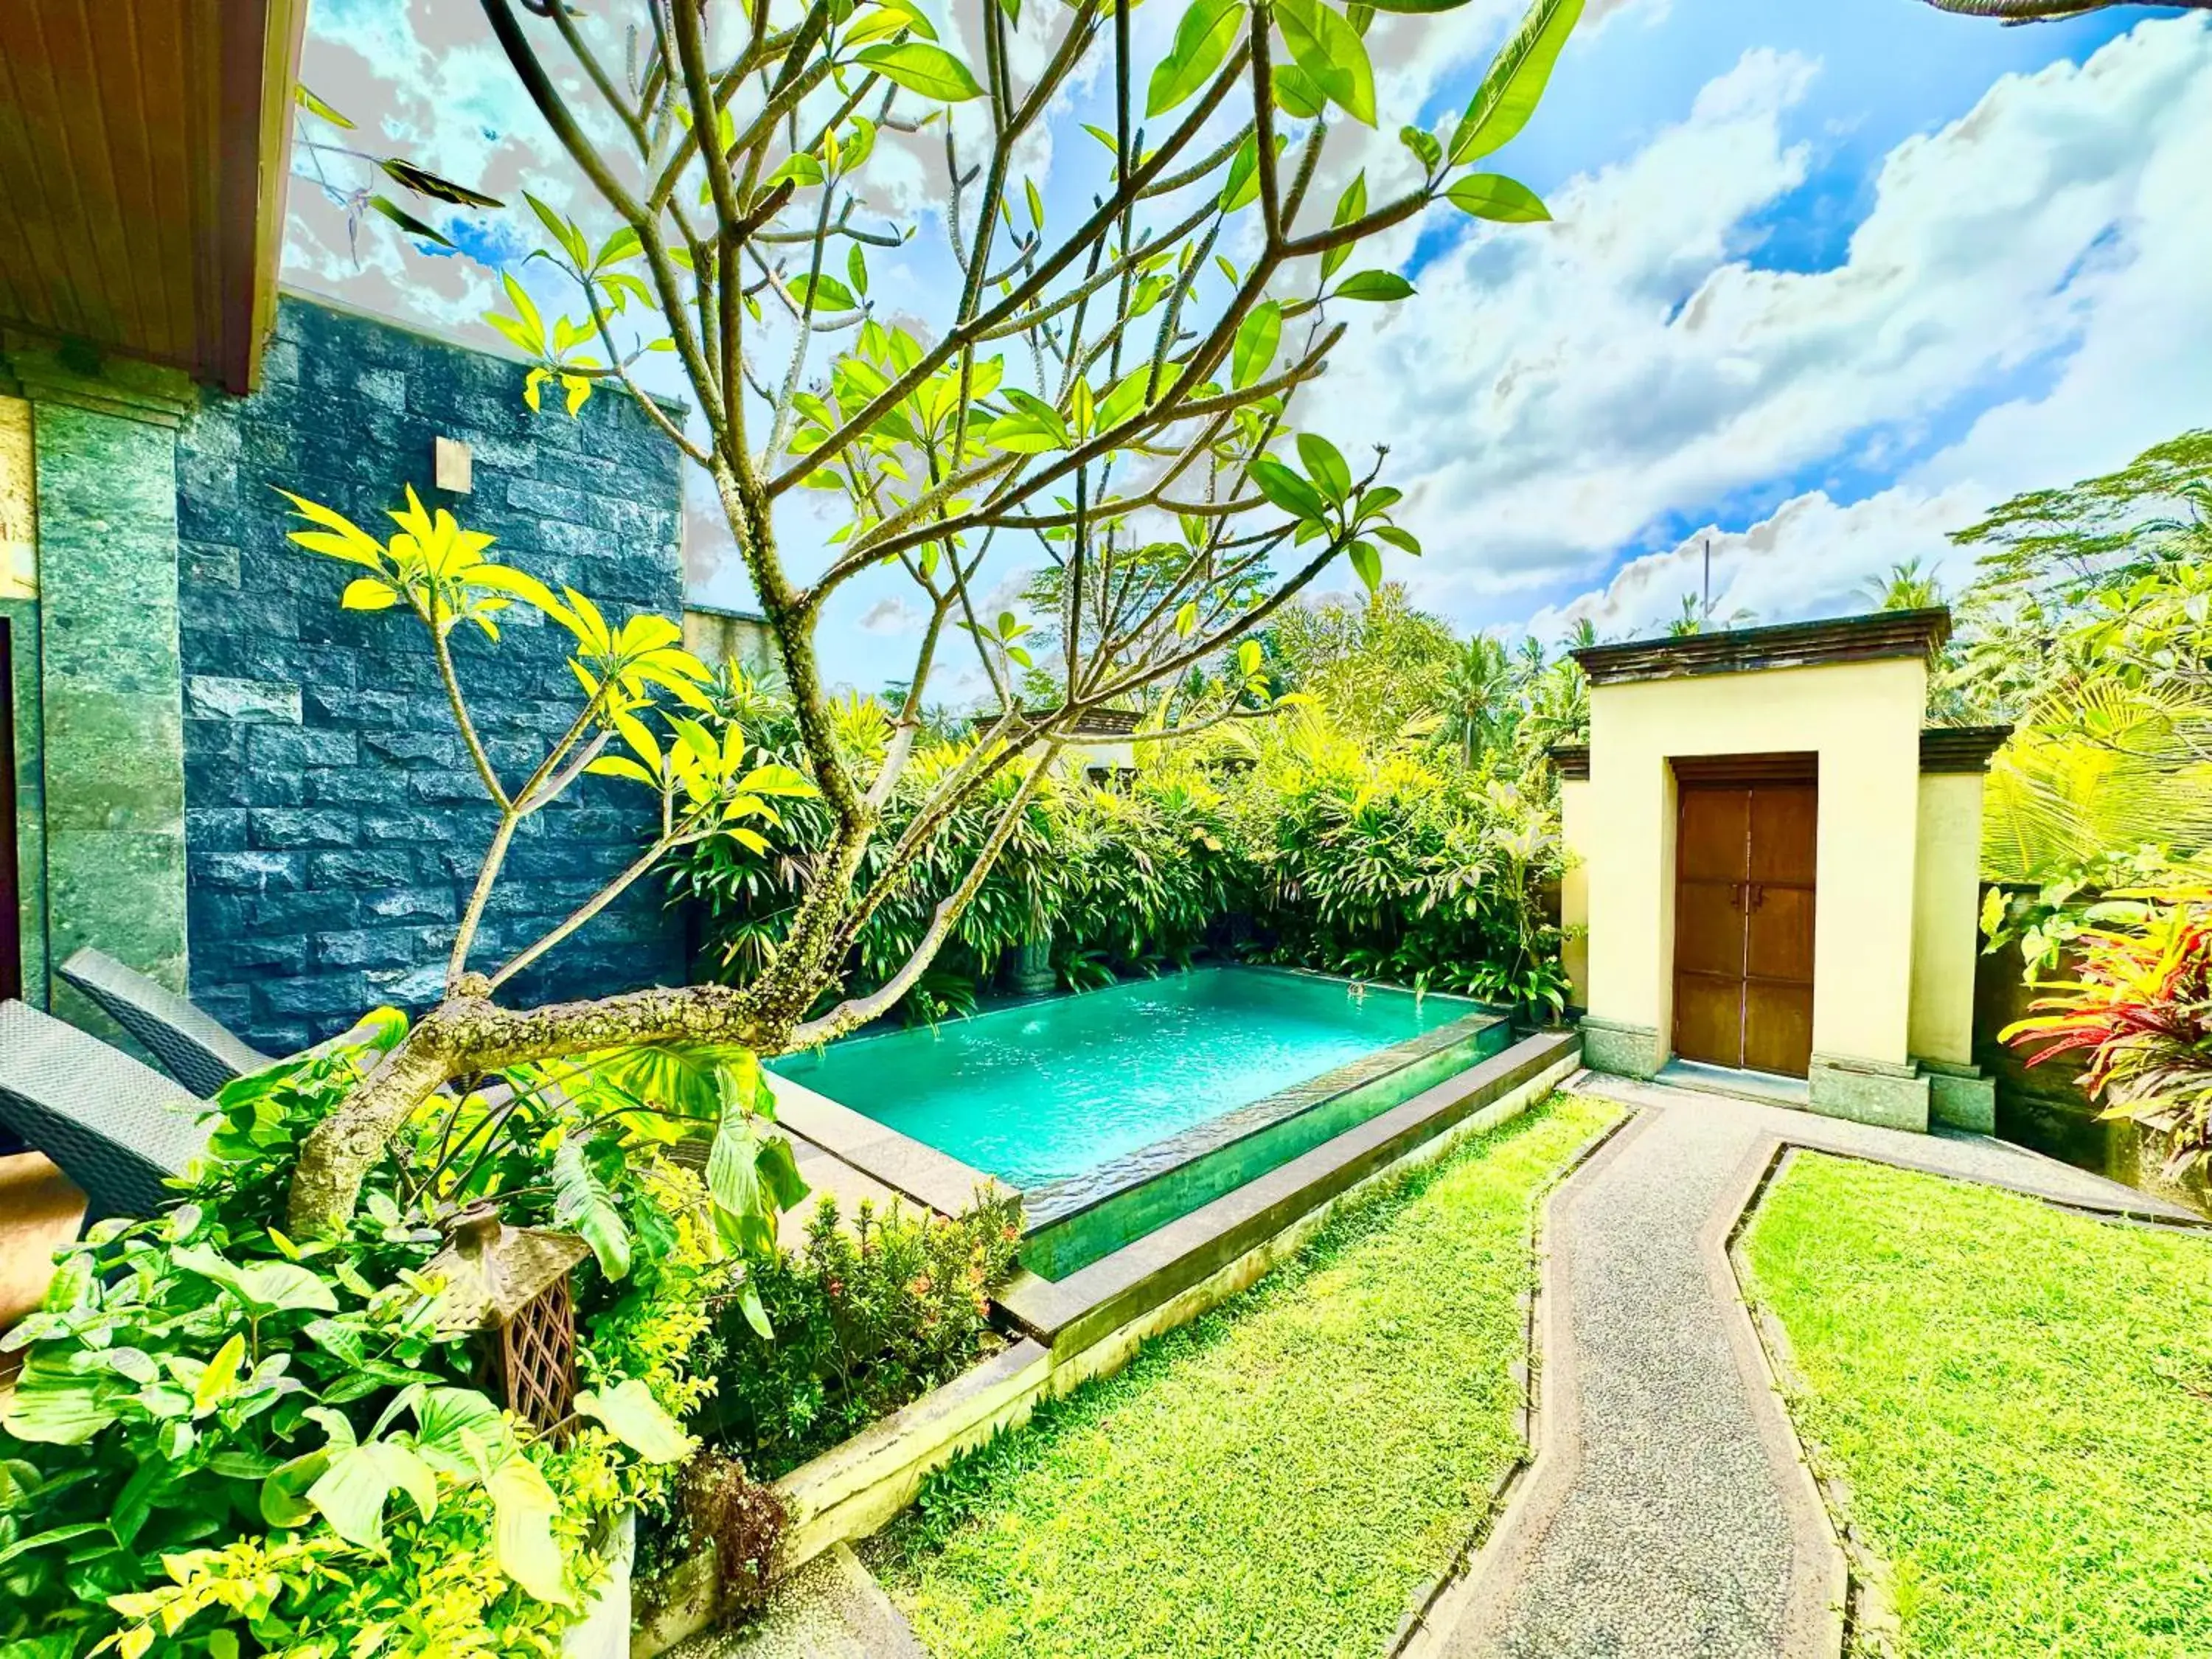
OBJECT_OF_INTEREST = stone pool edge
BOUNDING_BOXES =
[630,1029,1585,1658]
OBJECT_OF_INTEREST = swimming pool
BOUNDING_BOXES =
[770,967,1512,1278]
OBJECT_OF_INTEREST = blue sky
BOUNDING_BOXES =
[285,1,2212,695]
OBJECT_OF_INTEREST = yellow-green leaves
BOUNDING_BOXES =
[857,41,986,101]
[487,1456,571,1607]
[276,490,389,571]
[1450,0,1583,165]
[192,1334,247,1418]
[1148,0,1245,118]
[1447,173,1551,222]
[574,1380,695,1464]
[1232,301,1283,389]
[1273,0,1375,127]
[487,271,548,359]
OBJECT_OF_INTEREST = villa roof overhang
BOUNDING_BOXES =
[0,0,306,395]
[1919,725,2013,773]
[1571,608,1952,687]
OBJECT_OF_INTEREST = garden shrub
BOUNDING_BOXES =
[686,1191,1025,1479]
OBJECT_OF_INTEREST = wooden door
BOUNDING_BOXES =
[1672,759,1817,1077]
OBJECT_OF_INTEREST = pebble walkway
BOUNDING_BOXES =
[1424,1072,2199,1659]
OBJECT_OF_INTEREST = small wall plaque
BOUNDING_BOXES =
[434,435,474,494]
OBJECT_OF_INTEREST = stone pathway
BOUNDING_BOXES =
[1419,1071,2199,1659]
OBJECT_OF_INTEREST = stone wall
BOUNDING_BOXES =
[173,296,687,1052]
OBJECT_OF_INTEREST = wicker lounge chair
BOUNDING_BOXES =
[58,947,273,1098]
[0,999,212,1220]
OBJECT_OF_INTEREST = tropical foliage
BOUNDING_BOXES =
[1944,430,2212,883]
[675,585,1580,1016]
[2001,886,2212,1175]
[0,1018,728,1659]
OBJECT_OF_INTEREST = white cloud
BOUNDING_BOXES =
[1523,482,1980,642]
[1305,17,2212,633]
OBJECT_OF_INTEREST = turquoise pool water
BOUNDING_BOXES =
[770,967,1481,1189]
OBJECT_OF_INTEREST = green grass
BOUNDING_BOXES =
[1741,1153,2212,1658]
[869,1093,1622,1659]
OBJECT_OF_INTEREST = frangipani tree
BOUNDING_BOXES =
[285,0,1585,1236]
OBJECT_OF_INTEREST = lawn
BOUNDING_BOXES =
[869,1092,1622,1659]
[1741,1153,2212,1658]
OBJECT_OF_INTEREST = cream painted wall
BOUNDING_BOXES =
[1579,656,1927,1068]
[1910,772,1985,1065]
[1559,776,1589,1004]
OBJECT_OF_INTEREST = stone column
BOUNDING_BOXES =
[5,345,193,1029]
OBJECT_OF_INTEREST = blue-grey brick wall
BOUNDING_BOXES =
[174,296,686,1052]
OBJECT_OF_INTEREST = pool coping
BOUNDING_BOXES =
[765,1071,1007,1222]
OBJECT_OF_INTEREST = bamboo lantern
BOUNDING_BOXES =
[425,1207,591,1433]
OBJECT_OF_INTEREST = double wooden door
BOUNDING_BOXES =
[1672,760,1816,1078]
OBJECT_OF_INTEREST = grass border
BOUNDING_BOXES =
[1725,1142,2212,1658]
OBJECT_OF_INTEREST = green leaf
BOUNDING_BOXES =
[1232,302,1282,391]
[261,1447,335,1529]
[1273,0,1376,127]
[1219,133,1262,213]
[414,1386,517,1480]
[1250,457,1326,521]
[365,195,454,250]
[856,42,987,102]
[307,1441,439,1553]
[173,1246,338,1315]
[1349,540,1383,593]
[1445,173,1551,223]
[523,191,589,269]
[1272,64,1327,119]
[1332,270,1414,302]
[296,84,355,128]
[489,1456,571,1606]
[1450,0,1584,165]
[0,1363,119,1446]
[1400,124,1444,170]
[791,273,860,313]
[1296,434,1352,504]
[0,1520,108,1569]
[1322,173,1367,282]
[574,1380,695,1464]
[1147,0,1244,118]
[707,1099,782,1256]
[552,1138,632,1282]
[756,1133,810,1212]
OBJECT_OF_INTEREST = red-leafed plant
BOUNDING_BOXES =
[2003,887,2212,1172]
